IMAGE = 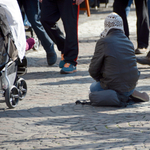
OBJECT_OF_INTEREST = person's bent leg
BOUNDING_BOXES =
[135,0,149,49]
[40,0,65,53]
[136,1,150,65]
[90,81,105,93]
[23,0,57,65]
[121,89,134,98]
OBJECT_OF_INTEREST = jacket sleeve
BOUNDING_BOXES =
[89,39,105,81]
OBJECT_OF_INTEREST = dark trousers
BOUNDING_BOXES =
[113,0,149,49]
[17,0,55,54]
[41,0,79,66]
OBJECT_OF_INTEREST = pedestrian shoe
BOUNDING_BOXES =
[146,51,150,57]
[59,54,65,68]
[60,63,76,74]
[136,57,150,65]
[47,52,57,66]
[131,90,149,102]
[135,48,148,54]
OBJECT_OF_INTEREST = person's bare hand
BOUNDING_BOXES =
[74,0,84,5]
[39,0,42,3]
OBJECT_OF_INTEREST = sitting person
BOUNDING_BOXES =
[88,12,149,106]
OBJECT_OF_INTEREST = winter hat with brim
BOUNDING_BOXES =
[100,12,124,38]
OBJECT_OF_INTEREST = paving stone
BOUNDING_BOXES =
[1,2,150,149]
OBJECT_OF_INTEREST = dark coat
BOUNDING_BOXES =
[89,29,140,93]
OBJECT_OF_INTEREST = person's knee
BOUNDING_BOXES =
[90,82,103,92]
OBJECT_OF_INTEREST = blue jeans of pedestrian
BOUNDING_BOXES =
[125,0,133,16]
[90,81,134,97]
[18,0,55,54]
[23,14,31,27]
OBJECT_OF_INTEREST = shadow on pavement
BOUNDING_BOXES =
[1,102,149,149]
[26,55,93,68]
[23,70,91,80]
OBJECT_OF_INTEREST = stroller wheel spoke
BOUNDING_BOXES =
[10,93,19,99]
[17,78,27,100]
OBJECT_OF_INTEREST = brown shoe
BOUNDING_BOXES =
[135,48,148,54]
[131,90,149,102]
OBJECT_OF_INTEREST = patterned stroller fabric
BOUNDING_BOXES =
[0,6,18,68]
[0,0,26,61]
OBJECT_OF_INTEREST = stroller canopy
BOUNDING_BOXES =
[0,0,26,61]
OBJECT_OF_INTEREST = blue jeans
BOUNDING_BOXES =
[90,81,134,97]
[18,0,55,54]
[125,0,133,16]
[23,14,31,27]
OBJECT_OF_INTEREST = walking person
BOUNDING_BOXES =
[17,0,57,66]
[113,0,149,54]
[134,0,150,65]
[40,0,84,74]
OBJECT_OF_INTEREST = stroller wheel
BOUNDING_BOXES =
[17,78,27,100]
[5,86,19,109]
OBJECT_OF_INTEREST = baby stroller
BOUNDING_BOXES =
[0,6,27,109]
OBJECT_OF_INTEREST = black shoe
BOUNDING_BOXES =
[146,51,150,57]
[135,48,148,54]
[136,57,150,65]
[46,52,57,66]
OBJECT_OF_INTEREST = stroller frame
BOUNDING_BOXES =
[0,5,27,109]
[0,34,27,109]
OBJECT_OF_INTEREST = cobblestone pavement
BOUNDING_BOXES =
[1,2,150,150]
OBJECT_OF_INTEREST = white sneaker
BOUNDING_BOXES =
[131,90,149,102]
